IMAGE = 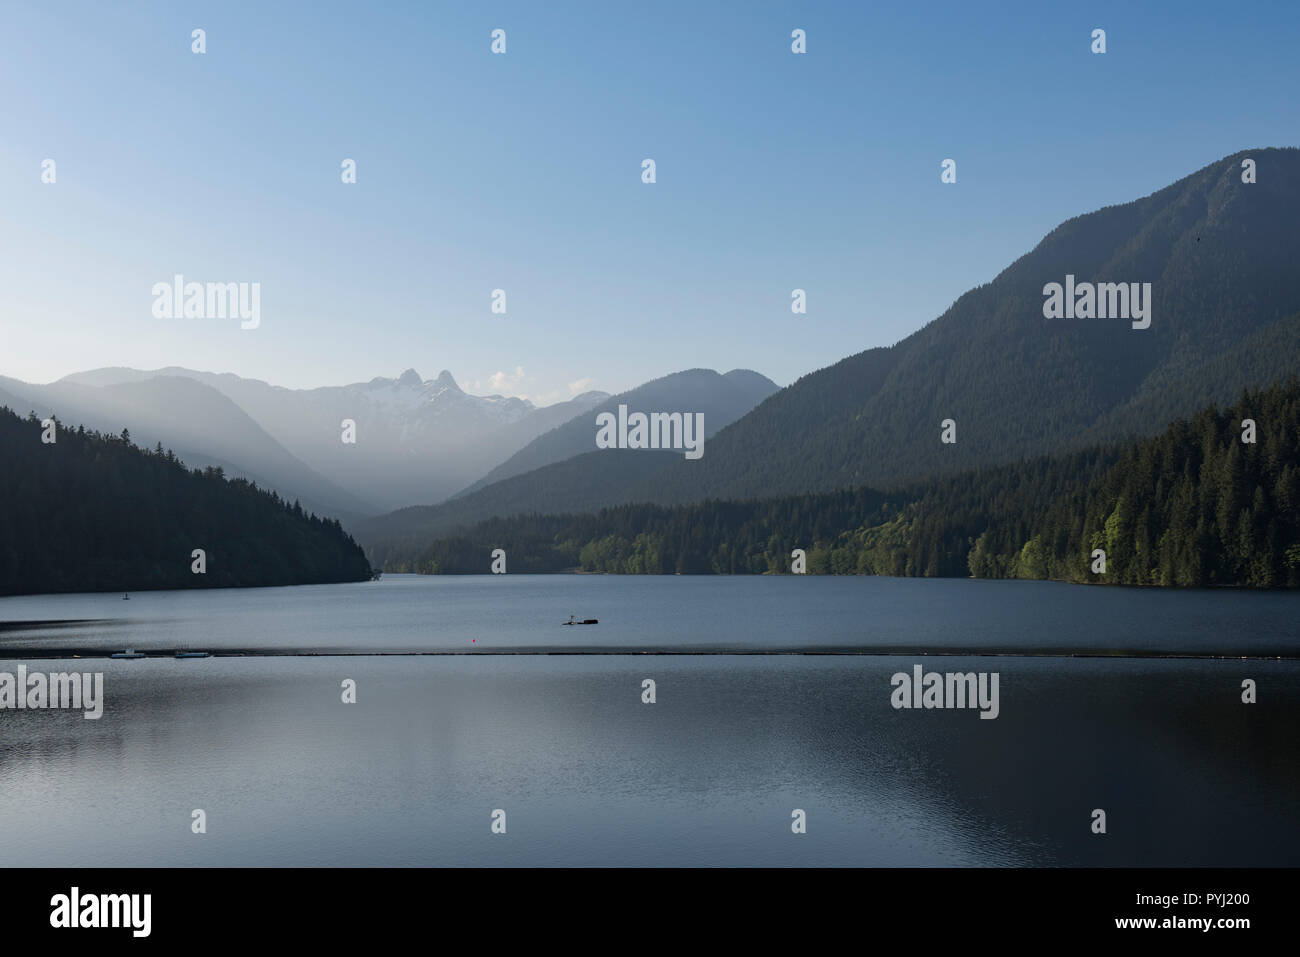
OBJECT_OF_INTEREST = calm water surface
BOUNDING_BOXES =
[1,576,1296,866]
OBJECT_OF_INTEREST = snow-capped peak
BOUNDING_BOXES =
[431,369,462,393]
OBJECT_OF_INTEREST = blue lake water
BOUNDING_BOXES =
[0,575,1296,866]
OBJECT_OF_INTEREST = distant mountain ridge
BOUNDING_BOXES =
[454,368,778,496]
[43,366,613,513]
[355,146,1300,558]
[8,363,780,523]
[354,369,779,559]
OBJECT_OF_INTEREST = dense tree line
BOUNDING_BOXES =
[0,407,373,595]
[383,487,893,575]
[383,380,1300,588]
[982,381,1300,586]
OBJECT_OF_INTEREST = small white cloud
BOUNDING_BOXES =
[466,368,592,406]
[488,366,526,391]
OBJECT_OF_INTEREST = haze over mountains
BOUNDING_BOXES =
[358,369,780,558]
[6,147,1296,571]
[0,372,373,521]
[457,368,779,495]
[1,366,615,516]
[356,147,1300,559]
[0,364,780,521]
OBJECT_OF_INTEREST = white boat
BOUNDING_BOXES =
[110,648,146,659]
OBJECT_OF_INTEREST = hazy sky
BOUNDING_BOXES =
[2,1,1297,403]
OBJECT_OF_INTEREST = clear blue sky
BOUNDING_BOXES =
[2,0,1297,403]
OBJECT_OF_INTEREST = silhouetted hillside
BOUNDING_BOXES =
[0,407,373,596]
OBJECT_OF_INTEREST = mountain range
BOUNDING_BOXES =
[456,368,779,495]
[358,368,781,561]
[5,147,1297,578]
[372,378,1300,593]
[0,364,781,522]
[355,147,1300,562]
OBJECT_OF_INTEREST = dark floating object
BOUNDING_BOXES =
[175,651,211,659]
[563,616,599,626]
[110,648,146,659]
[122,593,130,600]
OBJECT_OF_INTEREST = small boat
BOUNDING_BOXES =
[562,616,599,625]
[175,651,211,659]
[110,648,146,659]
[122,593,130,600]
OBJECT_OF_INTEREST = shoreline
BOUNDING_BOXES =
[0,646,1295,661]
